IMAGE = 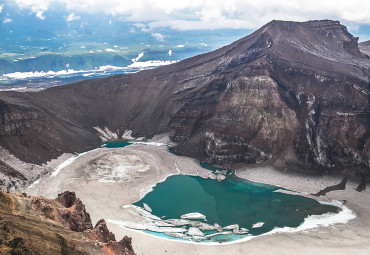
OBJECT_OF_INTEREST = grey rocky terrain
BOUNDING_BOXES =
[0,20,369,187]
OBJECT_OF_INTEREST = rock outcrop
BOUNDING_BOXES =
[0,190,136,255]
[0,20,369,177]
[359,40,370,56]
[33,191,93,232]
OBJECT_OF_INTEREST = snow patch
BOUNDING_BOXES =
[267,200,356,235]
[51,149,99,179]
[132,141,169,148]
[132,52,144,62]
[0,87,28,91]
[93,126,118,141]
[128,60,177,69]
[121,130,135,140]
[27,177,42,189]
[3,69,81,79]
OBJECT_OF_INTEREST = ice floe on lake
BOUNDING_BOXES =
[181,212,207,221]
[252,222,264,228]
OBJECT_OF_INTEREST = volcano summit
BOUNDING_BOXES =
[0,19,369,187]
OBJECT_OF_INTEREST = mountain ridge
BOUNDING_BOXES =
[0,19,369,187]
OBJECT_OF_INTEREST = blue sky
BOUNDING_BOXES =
[1,0,370,41]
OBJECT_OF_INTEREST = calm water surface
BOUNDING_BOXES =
[134,175,338,241]
[103,140,338,242]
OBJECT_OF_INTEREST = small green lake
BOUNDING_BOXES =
[101,140,132,148]
[134,175,338,242]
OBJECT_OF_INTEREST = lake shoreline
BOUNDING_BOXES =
[25,141,370,254]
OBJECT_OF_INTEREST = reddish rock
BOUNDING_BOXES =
[30,191,136,254]
[1,190,136,255]
[33,191,93,231]
[56,190,78,208]
[56,191,93,232]
[102,236,136,255]
[89,219,116,243]
[118,236,135,253]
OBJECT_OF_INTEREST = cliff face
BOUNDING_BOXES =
[0,95,99,164]
[360,40,370,57]
[0,98,44,137]
[0,190,136,255]
[0,20,369,175]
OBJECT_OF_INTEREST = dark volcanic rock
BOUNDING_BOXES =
[56,190,78,208]
[313,177,348,196]
[55,191,93,232]
[33,191,93,232]
[117,236,135,254]
[0,19,369,174]
[92,219,116,243]
[359,40,370,57]
[0,190,136,255]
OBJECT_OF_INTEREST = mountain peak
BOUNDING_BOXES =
[257,19,362,56]
[0,19,368,181]
[264,19,343,30]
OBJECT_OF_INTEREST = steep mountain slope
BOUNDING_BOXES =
[0,190,135,254]
[360,40,370,56]
[0,20,369,177]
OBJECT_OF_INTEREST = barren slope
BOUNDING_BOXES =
[0,20,369,180]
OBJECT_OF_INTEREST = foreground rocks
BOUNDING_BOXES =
[0,190,135,255]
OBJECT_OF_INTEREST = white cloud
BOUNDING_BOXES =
[3,18,13,23]
[133,23,146,28]
[151,32,164,41]
[14,0,49,20]
[36,10,45,20]
[66,13,80,21]
[11,0,370,29]
[0,4,3,13]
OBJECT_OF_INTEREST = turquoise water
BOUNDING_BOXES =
[101,140,132,148]
[100,140,339,242]
[134,175,338,242]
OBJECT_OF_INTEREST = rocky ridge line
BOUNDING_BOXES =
[0,190,136,255]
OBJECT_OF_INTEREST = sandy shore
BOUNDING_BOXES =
[27,143,370,255]
[27,143,212,228]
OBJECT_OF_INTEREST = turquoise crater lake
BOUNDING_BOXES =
[134,175,338,243]
[100,140,340,243]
